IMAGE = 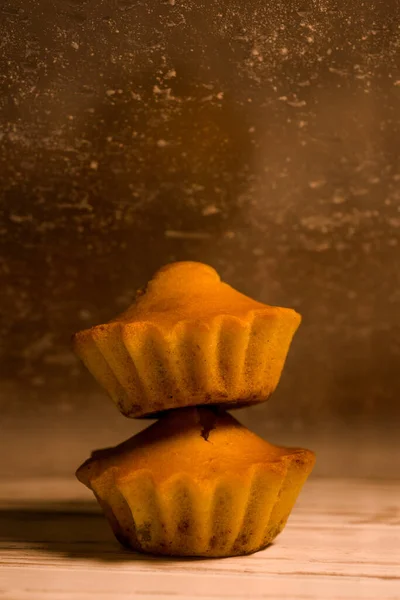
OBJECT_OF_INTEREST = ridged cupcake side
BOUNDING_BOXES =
[73,307,300,418]
[76,447,315,557]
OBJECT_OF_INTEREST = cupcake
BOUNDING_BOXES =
[76,407,315,557]
[73,262,301,418]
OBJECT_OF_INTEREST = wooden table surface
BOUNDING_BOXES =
[0,478,399,600]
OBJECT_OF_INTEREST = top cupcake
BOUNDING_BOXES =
[73,262,301,417]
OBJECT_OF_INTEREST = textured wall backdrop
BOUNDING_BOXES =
[1,0,399,478]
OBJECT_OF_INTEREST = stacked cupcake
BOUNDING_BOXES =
[74,262,315,557]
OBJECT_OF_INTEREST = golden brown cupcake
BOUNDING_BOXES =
[76,407,315,557]
[73,262,301,418]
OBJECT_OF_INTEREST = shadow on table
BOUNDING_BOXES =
[1,503,244,564]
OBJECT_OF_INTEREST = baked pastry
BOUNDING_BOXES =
[76,407,315,557]
[73,261,301,417]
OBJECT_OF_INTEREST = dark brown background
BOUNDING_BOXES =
[1,0,399,479]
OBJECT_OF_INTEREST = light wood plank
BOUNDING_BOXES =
[0,478,399,600]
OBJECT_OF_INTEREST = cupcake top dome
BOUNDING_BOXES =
[111,261,297,328]
[76,407,313,487]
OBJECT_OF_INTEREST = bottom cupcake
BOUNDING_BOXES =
[76,407,315,557]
